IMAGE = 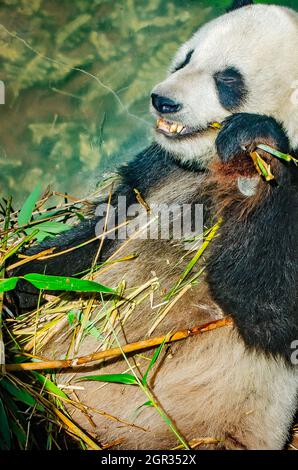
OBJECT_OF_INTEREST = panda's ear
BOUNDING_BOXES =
[227,0,253,12]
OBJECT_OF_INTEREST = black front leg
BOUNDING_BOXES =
[207,113,298,361]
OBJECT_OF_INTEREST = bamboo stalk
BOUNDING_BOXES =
[6,317,233,372]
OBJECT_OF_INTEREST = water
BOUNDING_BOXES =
[0,0,295,205]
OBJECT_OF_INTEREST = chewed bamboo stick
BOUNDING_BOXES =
[6,317,233,372]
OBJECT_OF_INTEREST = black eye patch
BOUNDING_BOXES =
[174,49,194,72]
[214,67,248,111]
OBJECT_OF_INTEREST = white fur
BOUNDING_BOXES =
[151,5,298,164]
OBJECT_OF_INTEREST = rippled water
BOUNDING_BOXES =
[0,0,295,204]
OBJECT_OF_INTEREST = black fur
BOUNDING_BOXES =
[215,113,290,162]
[117,143,180,197]
[208,114,298,361]
[174,49,194,73]
[214,67,248,111]
[227,0,253,12]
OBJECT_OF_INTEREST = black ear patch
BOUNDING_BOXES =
[227,0,253,12]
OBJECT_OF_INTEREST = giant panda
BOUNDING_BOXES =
[8,0,298,449]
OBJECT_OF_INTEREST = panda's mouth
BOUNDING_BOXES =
[156,118,210,139]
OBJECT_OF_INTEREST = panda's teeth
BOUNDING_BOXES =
[180,127,190,135]
[156,118,193,137]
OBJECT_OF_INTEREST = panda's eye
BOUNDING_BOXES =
[214,66,248,111]
[174,49,194,72]
[218,76,238,85]
[214,68,240,85]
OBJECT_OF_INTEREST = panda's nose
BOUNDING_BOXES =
[151,93,182,114]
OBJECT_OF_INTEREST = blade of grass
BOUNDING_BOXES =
[79,373,137,385]
[142,336,168,386]
[18,183,42,226]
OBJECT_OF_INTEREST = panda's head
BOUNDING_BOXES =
[151,0,298,167]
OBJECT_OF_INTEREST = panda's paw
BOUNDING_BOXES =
[215,113,289,163]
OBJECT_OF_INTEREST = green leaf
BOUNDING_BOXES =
[67,310,78,325]
[134,400,154,419]
[18,183,42,226]
[23,273,116,294]
[32,372,68,400]
[257,144,293,162]
[140,400,153,407]
[29,221,72,234]
[34,231,55,243]
[10,420,27,448]
[0,277,19,293]
[78,373,137,385]
[0,378,44,411]
[74,212,85,221]
[0,394,27,449]
[25,221,72,243]
[0,396,11,450]
[142,337,167,386]
[256,155,270,179]
[88,326,102,339]
[34,210,64,221]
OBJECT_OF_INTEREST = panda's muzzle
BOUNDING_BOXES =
[151,93,216,139]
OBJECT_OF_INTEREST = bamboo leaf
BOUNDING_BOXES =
[67,310,78,325]
[10,420,27,448]
[32,372,68,400]
[138,400,153,409]
[257,144,294,162]
[23,273,116,294]
[34,210,64,221]
[29,221,72,234]
[142,337,167,386]
[0,277,19,293]
[34,231,55,243]
[1,378,43,411]
[18,183,42,226]
[78,373,137,385]
[0,396,11,450]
